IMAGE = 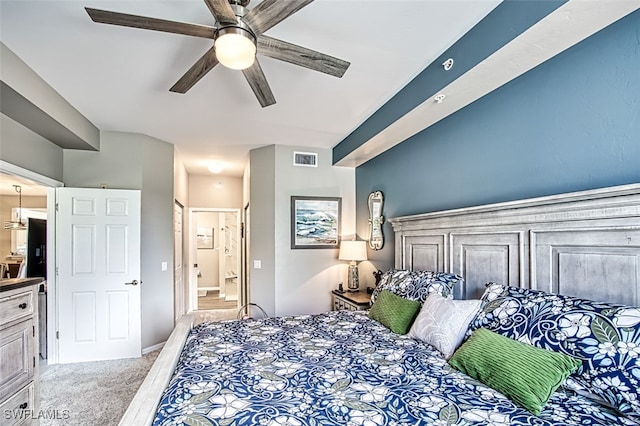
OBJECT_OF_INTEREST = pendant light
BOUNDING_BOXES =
[4,185,27,230]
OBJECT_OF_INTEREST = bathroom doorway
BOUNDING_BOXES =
[190,209,241,311]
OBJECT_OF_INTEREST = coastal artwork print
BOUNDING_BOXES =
[291,196,341,249]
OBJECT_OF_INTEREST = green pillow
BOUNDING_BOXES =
[368,290,421,334]
[448,328,581,415]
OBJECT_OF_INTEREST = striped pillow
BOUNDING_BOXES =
[449,328,581,415]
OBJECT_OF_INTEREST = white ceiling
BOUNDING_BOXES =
[0,0,501,177]
[0,172,48,196]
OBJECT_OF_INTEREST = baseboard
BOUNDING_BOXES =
[143,341,165,355]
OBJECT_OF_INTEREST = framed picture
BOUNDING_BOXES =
[291,196,341,249]
[196,227,214,249]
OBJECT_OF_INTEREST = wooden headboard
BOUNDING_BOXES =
[389,184,640,306]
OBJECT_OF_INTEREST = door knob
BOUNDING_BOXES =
[125,280,139,286]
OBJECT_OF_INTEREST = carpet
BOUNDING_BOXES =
[39,311,238,425]
[39,350,160,425]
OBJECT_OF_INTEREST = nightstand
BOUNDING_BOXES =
[332,290,371,311]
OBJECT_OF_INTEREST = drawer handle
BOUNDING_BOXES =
[19,402,28,409]
[18,303,27,309]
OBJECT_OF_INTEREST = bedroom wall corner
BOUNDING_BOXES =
[273,145,355,316]
[64,130,176,350]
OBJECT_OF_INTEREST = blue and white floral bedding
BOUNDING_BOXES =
[153,310,636,425]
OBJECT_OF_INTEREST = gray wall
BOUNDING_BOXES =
[0,114,64,182]
[248,145,276,316]
[249,145,356,316]
[274,145,355,314]
[64,131,175,349]
[0,42,99,151]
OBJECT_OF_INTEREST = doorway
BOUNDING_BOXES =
[190,209,242,312]
[1,161,63,364]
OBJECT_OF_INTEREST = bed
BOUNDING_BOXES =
[121,183,640,426]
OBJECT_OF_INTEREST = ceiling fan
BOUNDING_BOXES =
[85,0,350,107]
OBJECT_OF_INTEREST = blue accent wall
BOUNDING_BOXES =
[354,10,640,268]
[333,0,566,164]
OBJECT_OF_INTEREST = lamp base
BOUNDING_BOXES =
[347,262,359,292]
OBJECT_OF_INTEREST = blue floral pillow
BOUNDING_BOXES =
[468,283,640,420]
[370,268,462,305]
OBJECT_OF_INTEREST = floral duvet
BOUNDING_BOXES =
[153,310,636,426]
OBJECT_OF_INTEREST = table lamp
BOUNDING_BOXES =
[339,240,368,291]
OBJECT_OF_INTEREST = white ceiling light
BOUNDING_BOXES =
[208,162,225,174]
[215,27,256,70]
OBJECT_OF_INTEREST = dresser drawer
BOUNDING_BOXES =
[0,319,34,403]
[0,289,35,325]
[0,382,35,426]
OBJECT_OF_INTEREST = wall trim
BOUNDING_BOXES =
[143,342,165,355]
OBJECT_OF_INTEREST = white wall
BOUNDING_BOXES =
[249,145,355,316]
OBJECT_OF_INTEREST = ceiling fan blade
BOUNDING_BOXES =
[242,0,314,35]
[258,36,350,78]
[242,59,276,107]
[85,7,215,39]
[170,46,219,93]
[203,0,237,24]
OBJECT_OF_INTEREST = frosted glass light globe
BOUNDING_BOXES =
[215,31,256,70]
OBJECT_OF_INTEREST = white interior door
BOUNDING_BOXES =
[57,188,141,363]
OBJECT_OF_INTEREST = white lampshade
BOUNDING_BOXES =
[215,29,256,70]
[339,240,368,262]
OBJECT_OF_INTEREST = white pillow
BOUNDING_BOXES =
[407,294,481,359]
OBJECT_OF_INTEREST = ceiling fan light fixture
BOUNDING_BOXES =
[215,27,256,70]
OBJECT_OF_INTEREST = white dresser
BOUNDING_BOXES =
[0,279,41,426]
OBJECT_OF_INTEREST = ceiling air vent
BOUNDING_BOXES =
[293,151,318,167]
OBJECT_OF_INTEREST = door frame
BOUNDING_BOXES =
[174,200,186,323]
[0,160,63,364]
[241,203,250,314]
[188,207,242,311]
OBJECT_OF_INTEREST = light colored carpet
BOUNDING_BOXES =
[39,350,160,426]
[38,310,238,425]
[193,308,238,324]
